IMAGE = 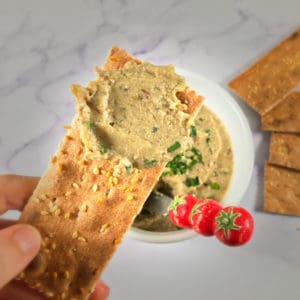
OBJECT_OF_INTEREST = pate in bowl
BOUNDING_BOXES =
[128,70,254,243]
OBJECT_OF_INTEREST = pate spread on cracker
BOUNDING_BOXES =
[18,46,204,300]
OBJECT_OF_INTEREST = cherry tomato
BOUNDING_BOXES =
[189,199,222,236]
[168,194,198,228]
[213,206,254,246]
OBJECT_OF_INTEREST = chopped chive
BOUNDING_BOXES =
[191,147,203,164]
[144,158,158,167]
[166,153,187,175]
[205,129,212,148]
[167,141,181,153]
[164,147,204,176]
[184,176,200,187]
[101,144,108,154]
[125,164,132,174]
[189,125,197,137]
[199,117,204,122]
[86,120,92,131]
[209,182,220,190]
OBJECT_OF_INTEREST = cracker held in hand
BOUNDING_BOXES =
[18,46,204,299]
[269,132,300,171]
[262,92,300,132]
[228,28,300,115]
[264,163,300,216]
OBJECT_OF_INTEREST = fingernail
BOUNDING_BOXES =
[12,225,41,254]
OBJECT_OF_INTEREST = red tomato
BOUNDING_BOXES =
[168,194,198,228]
[189,199,222,236]
[213,206,254,246]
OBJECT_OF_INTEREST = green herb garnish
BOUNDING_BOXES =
[101,144,108,154]
[209,182,220,190]
[184,176,200,187]
[164,147,204,176]
[167,141,181,153]
[199,117,204,122]
[125,164,132,174]
[144,158,158,167]
[205,129,212,148]
[165,153,186,175]
[189,125,197,137]
[86,120,92,131]
[190,147,203,165]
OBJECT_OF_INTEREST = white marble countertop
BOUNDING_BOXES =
[1,0,299,299]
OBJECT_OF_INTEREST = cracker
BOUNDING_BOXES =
[264,163,300,216]
[228,28,300,115]
[262,92,300,132]
[18,47,203,300]
[269,132,300,171]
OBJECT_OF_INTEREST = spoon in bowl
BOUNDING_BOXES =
[143,190,173,216]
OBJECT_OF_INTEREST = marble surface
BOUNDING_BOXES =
[0,0,299,299]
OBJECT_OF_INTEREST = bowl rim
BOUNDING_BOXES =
[127,226,198,243]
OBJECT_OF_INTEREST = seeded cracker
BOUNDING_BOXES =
[18,46,204,299]
[262,92,300,132]
[269,132,300,171]
[228,28,300,115]
[264,163,300,216]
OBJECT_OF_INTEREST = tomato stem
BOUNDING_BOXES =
[222,218,229,225]
[215,207,240,238]
[168,196,184,212]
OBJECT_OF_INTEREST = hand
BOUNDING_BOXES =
[0,175,109,300]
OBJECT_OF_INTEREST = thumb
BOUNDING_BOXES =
[0,224,41,289]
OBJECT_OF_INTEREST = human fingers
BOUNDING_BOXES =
[0,280,110,300]
[0,175,39,214]
[0,280,45,300]
[0,219,16,229]
[89,280,110,300]
[0,225,109,299]
[0,224,41,289]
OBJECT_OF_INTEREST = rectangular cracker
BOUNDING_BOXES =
[18,46,204,300]
[262,92,300,132]
[264,163,300,216]
[228,28,300,115]
[269,132,300,171]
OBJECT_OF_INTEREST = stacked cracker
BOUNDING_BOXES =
[228,28,300,216]
[18,47,204,299]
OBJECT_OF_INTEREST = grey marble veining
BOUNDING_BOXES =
[0,0,299,299]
